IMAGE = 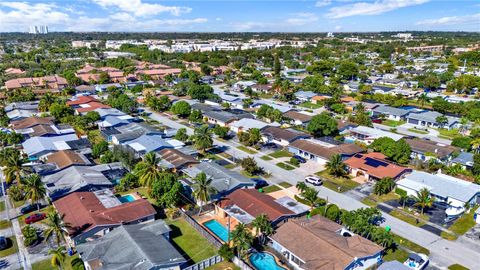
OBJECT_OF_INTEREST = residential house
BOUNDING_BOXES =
[74,85,97,95]
[230,118,274,133]
[158,148,199,171]
[289,139,364,165]
[372,85,396,95]
[4,75,68,92]
[203,110,253,127]
[396,171,480,208]
[124,134,174,157]
[182,162,255,199]
[372,105,410,121]
[5,101,40,121]
[95,83,122,92]
[251,83,273,93]
[342,126,404,145]
[96,108,135,129]
[406,111,459,130]
[283,111,313,127]
[311,95,330,104]
[105,122,162,145]
[406,139,458,163]
[261,126,311,146]
[43,165,114,200]
[13,120,74,138]
[344,152,411,182]
[251,101,292,113]
[66,96,111,114]
[451,152,474,169]
[22,133,79,159]
[294,91,317,102]
[269,215,383,270]
[54,189,156,244]
[77,220,186,270]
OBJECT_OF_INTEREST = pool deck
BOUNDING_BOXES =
[248,251,288,270]
[196,212,230,243]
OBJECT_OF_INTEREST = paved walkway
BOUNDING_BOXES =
[146,109,480,269]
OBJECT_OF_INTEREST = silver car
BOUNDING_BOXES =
[305,176,322,186]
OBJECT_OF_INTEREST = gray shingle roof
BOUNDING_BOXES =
[126,134,173,153]
[372,105,409,117]
[407,110,458,125]
[451,152,474,167]
[22,133,79,157]
[77,220,186,270]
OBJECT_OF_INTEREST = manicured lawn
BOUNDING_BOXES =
[279,182,292,188]
[407,128,429,134]
[224,163,237,169]
[236,146,258,154]
[441,231,458,240]
[448,264,470,270]
[383,120,405,127]
[262,185,282,193]
[32,254,84,270]
[369,192,400,203]
[0,201,5,212]
[393,234,429,255]
[448,206,479,235]
[167,218,217,263]
[260,155,273,161]
[383,247,409,262]
[361,197,378,207]
[315,170,360,192]
[218,152,233,160]
[299,101,322,109]
[438,128,460,139]
[0,236,18,257]
[0,219,12,229]
[268,150,292,158]
[11,199,26,209]
[276,162,295,171]
[389,209,426,227]
[205,261,240,270]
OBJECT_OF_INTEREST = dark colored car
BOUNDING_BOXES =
[251,178,269,189]
[0,236,7,250]
[293,155,307,163]
[20,203,42,215]
[263,143,278,149]
[372,119,382,124]
[25,213,46,225]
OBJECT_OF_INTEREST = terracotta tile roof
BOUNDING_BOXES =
[54,192,156,237]
[10,117,54,130]
[312,95,329,101]
[5,75,67,90]
[283,111,312,123]
[67,96,111,113]
[344,152,411,179]
[271,215,383,270]
[290,140,364,160]
[218,189,294,222]
[158,148,198,169]
[46,150,89,169]
[66,96,98,106]
[5,68,25,75]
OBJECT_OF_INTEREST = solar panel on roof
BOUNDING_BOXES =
[364,157,388,168]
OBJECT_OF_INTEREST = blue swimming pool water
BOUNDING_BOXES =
[118,194,136,203]
[203,220,229,242]
[249,252,285,270]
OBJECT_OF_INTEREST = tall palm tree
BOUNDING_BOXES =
[43,211,71,246]
[38,93,57,112]
[135,152,162,188]
[251,214,273,245]
[192,125,213,154]
[302,188,319,209]
[48,246,66,270]
[3,152,25,185]
[230,223,253,258]
[414,187,434,215]
[295,181,307,193]
[417,93,429,108]
[23,174,46,211]
[325,154,347,177]
[192,172,215,215]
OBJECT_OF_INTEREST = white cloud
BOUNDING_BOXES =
[416,13,480,26]
[0,2,70,31]
[335,25,342,30]
[326,0,429,19]
[315,0,332,7]
[286,13,319,26]
[92,0,191,17]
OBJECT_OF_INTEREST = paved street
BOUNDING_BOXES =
[147,108,480,269]
[373,123,452,145]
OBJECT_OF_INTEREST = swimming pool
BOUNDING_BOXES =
[118,194,136,203]
[203,220,229,242]
[249,252,285,270]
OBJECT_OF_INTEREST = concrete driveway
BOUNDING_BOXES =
[293,160,324,177]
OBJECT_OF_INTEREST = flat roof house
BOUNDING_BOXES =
[372,105,410,121]
[22,133,79,159]
[261,126,311,146]
[406,138,458,163]
[406,111,459,130]
[342,126,403,145]
[125,134,175,157]
[77,220,186,270]
[269,215,383,270]
[294,91,317,102]
[345,152,411,182]
[451,152,474,169]
[54,189,156,245]
[397,171,480,208]
[289,139,364,165]
[230,118,274,133]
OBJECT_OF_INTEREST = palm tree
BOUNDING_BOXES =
[251,214,273,245]
[23,174,46,211]
[325,154,346,177]
[414,187,434,215]
[48,246,66,270]
[3,152,25,185]
[135,152,162,188]
[302,188,319,209]
[192,172,215,215]
[43,211,71,246]
[38,93,57,112]
[192,125,213,154]
[417,93,429,108]
[295,181,307,193]
[230,223,253,258]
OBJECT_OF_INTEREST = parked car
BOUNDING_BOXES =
[251,178,269,189]
[304,176,322,186]
[293,155,307,163]
[263,143,278,149]
[0,236,7,250]
[25,213,46,225]
[20,203,43,214]
[372,119,382,124]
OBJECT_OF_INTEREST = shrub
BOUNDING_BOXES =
[71,258,86,270]
[219,244,234,261]
[289,157,300,166]
[22,225,38,246]
[395,187,407,197]
[7,185,25,201]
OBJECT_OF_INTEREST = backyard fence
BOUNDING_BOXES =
[183,255,223,270]
[233,256,254,270]
[180,210,223,248]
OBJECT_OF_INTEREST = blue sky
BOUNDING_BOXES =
[0,0,478,32]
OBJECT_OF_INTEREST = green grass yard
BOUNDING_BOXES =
[299,101,322,109]
[448,206,479,236]
[260,155,273,161]
[268,150,292,158]
[0,236,18,257]
[0,201,5,212]
[448,264,470,270]
[278,182,292,188]
[0,219,12,229]
[236,146,258,154]
[382,119,405,127]
[276,162,295,171]
[31,254,84,270]
[437,128,460,139]
[315,170,359,192]
[407,128,429,134]
[262,185,282,193]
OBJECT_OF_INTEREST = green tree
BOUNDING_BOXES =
[134,152,162,188]
[22,225,38,246]
[192,172,215,214]
[274,55,281,77]
[370,137,411,164]
[92,141,109,159]
[212,125,230,139]
[23,174,46,211]
[414,187,434,215]
[417,93,429,108]
[251,214,273,244]
[302,187,319,209]
[3,151,25,184]
[174,128,189,142]
[49,103,74,120]
[218,244,234,261]
[337,61,358,80]
[147,95,171,112]
[191,125,213,154]
[43,211,71,246]
[296,181,307,193]
[149,172,183,207]
[240,157,262,175]
[307,112,338,137]
[373,177,395,196]
[38,93,57,112]
[325,154,346,177]
[171,101,191,118]
[48,246,66,270]
[188,109,203,123]
[350,103,372,127]
[230,223,254,257]
[435,115,448,128]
